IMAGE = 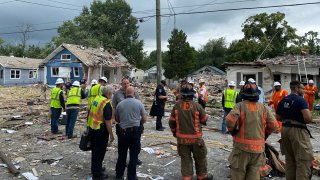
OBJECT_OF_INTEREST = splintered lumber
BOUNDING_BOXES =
[0,150,19,175]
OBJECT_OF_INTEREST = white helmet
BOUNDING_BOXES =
[188,80,194,84]
[199,79,205,83]
[91,79,98,85]
[99,77,108,83]
[248,78,256,83]
[309,79,314,84]
[228,81,236,87]
[239,81,245,86]
[72,81,80,87]
[274,82,281,86]
[55,78,64,85]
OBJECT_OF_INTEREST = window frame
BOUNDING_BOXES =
[73,67,80,77]
[60,54,71,60]
[0,69,3,79]
[10,69,21,79]
[51,67,59,77]
[28,70,37,79]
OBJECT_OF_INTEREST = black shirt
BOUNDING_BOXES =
[103,102,112,121]
[155,84,166,104]
[276,94,309,124]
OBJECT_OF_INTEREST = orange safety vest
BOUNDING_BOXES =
[226,101,279,153]
[198,85,209,103]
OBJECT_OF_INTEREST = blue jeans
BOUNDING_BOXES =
[116,127,141,180]
[51,107,62,133]
[222,108,232,133]
[66,108,79,137]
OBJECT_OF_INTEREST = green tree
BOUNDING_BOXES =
[226,39,261,62]
[53,0,144,67]
[196,38,227,69]
[163,29,196,79]
[241,12,297,59]
[302,31,320,55]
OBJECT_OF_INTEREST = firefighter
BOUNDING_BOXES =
[226,82,279,179]
[197,79,209,109]
[304,79,317,111]
[221,81,237,134]
[268,81,288,112]
[169,87,213,180]
[276,80,313,180]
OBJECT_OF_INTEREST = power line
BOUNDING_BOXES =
[137,1,320,19]
[42,0,84,8]
[0,0,15,4]
[0,27,58,35]
[0,20,66,30]
[12,0,82,11]
[132,0,258,14]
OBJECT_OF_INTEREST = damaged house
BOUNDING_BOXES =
[0,56,44,86]
[41,44,131,86]
[224,55,320,92]
[187,65,226,82]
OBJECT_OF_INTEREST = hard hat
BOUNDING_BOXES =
[72,81,80,87]
[91,79,98,85]
[228,81,236,87]
[188,80,194,84]
[248,78,256,83]
[242,82,261,100]
[274,82,281,86]
[199,79,205,83]
[309,79,314,84]
[239,81,245,86]
[55,78,64,85]
[180,87,196,96]
[99,77,108,83]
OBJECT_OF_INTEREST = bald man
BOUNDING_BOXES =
[115,86,147,179]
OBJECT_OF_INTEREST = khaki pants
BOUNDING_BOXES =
[228,148,265,180]
[178,141,208,180]
[281,127,313,180]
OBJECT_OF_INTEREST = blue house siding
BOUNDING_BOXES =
[45,49,84,86]
[1,68,44,85]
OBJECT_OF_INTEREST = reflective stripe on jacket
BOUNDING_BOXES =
[169,100,208,144]
[223,89,237,108]
[88,84,101,108]
[50,87,62,108]
[226,101,279,153]
[87,96,111,129]
[67,87,81,105]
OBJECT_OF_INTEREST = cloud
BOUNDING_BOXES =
[0,0,319,51]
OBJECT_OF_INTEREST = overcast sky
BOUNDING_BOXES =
[0,0,319,53]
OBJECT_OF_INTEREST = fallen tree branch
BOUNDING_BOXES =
[0,150,19,175]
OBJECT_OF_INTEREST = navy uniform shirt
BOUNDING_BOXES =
[276,94,309,124]
[155,84,166,105]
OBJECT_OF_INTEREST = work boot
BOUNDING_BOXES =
[92,172,108,180]
[206,173,213,180]
[68,135,77,139]
[156,127,165,131]
[137,159,142,166]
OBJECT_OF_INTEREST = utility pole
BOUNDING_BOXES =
[156,0,162,85]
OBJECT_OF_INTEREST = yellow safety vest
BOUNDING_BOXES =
[50,87,62,108]
[87,84,102,108]
[67,87,81,105]
[87,96,111,129]
[224,89,237,108]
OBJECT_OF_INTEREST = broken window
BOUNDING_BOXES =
[10,69,20,79]
[29,70,37,79]
[74,67,80,77]
[61,54,71,60]
[52,67,59,76]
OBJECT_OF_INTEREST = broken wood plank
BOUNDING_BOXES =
[0,150,19,175]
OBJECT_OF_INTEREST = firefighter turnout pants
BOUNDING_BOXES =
[178,140,208,180]
[228,148,265,180]
[280,127,313,180]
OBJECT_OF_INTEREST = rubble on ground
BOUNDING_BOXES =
[0,85,320,179]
